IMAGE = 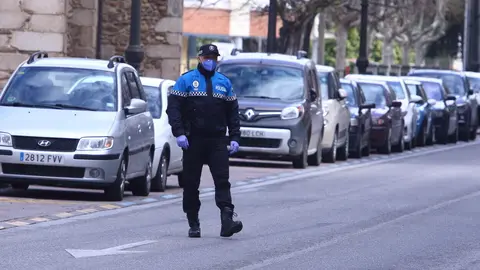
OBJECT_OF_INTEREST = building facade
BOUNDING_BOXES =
[0,0,183,87]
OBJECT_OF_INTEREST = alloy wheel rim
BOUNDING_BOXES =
[146,159,152,189]
[120,160,126,193]
[345,134,349,156]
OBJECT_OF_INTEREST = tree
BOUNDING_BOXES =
[276,0,340,55]
[396,0,450,65]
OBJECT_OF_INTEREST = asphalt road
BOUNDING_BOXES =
[0,141,478,270]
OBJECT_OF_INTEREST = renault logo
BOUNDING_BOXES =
[37,140,51,147]
[244,109,256,120]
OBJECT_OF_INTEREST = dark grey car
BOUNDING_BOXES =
[217,51,324,168]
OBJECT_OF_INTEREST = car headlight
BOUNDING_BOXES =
[77,137,114,151]
[0,132,12,147]
[281,105,304,120]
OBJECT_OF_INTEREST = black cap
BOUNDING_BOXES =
[198,44,220,57]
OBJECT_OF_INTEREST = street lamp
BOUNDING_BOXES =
[266,0,277,53]
[125,0,144,72]
[356,0,369,74]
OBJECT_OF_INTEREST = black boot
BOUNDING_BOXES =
[220,207,243,237]
[187,212,201,238]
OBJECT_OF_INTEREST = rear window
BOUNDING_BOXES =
[467,76,480,92]
[412,72,465,95]
[217,64,305,101]
[386,81,405,99]
[358,82,387,108]
[421,81,444,101]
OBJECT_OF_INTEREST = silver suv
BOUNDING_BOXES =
[0,52,155,201]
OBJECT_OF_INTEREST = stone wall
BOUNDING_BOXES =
[0,0,68,87]
[100,0,183,80]
[0,0,183,87]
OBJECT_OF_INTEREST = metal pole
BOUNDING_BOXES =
[464,0,472,71]
[356,0,369,74]
[266,0,277,53]
[125,0,144,72]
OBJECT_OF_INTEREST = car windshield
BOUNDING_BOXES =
[0,67,117,111]
[467,76,480,92]
[340,82,357,106]
[412,73,465,95]
[217,64,305,101]
[317,72,329,100]
[358,82,387,108]
[421,81,444,101]
[386,81,405,99]
[143,85,162,119]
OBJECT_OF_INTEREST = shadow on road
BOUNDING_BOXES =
[229,159,292,169]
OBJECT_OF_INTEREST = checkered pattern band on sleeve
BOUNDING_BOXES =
[225,95,237,101]
[168,89,187,97]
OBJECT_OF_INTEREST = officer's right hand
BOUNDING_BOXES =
[176,135,189,149]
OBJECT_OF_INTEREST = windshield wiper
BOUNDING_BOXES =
[42,103,98,111]
[241,95,281,100]
[0,102,61,109]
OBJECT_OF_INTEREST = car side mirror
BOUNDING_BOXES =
[410,94,423,104]
[125,98,147,115]
[391,100,402,108]
[359,103,375,110]
[468,89,474,95]
[445,100,455,106]
[446,95,457,101]
[427,98,436,106]
[309,89,317,102]
[338,88,347,99]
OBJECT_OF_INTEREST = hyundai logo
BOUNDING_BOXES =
[37,140,52,147]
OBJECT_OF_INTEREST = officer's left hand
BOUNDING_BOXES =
[229,141,239,155]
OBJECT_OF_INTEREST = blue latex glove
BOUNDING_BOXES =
[229,141,239,155]
[176,135,189,149]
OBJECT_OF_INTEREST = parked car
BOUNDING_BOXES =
[345,74,421,150]
[349,79,404,154]
[401,78,436,146]
[406,76,458,144]
[217,51,324,168]
[339,78,376,158]
[463,71,480,125]
[316,65,350,162]
[0,52,155,201]
[408,69,478,141]
[140,77,184,191]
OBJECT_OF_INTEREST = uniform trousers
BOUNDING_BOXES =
[182,136,234,214]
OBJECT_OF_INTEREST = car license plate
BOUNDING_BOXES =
[19,152,64,164]
[241,129,266,138]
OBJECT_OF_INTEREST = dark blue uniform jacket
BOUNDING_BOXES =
[166,65,241,143]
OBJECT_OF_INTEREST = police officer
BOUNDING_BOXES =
[166,44,243,238]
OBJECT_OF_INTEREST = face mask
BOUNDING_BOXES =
[201,59,216,71]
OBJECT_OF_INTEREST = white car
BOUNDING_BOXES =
[140,77,183,191]
[345,74,421,149]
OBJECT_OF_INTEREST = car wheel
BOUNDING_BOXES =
[322,131,338,163]
[393,127,404,153]
[350,132,362,158]
[292,136,308,169]
[459,114,471,141]
[361,137,371,157]
[307,135,322,166]
[470,120,478,140]
[11,183,29,191]
[337,131,349,161]
[448,122,459,143]
[105,157,127,201]
[416,121,427,147]
[426,124,435,145]
[378,128,392,154]
[151,151,168,192]
[131,155,152,196]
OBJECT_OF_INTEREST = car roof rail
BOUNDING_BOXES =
[27,51,49,64]
[107,55,126,68]
[231,48,243,56]
[296,50,307,59]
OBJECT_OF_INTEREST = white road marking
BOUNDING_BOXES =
[65,240,158,259]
